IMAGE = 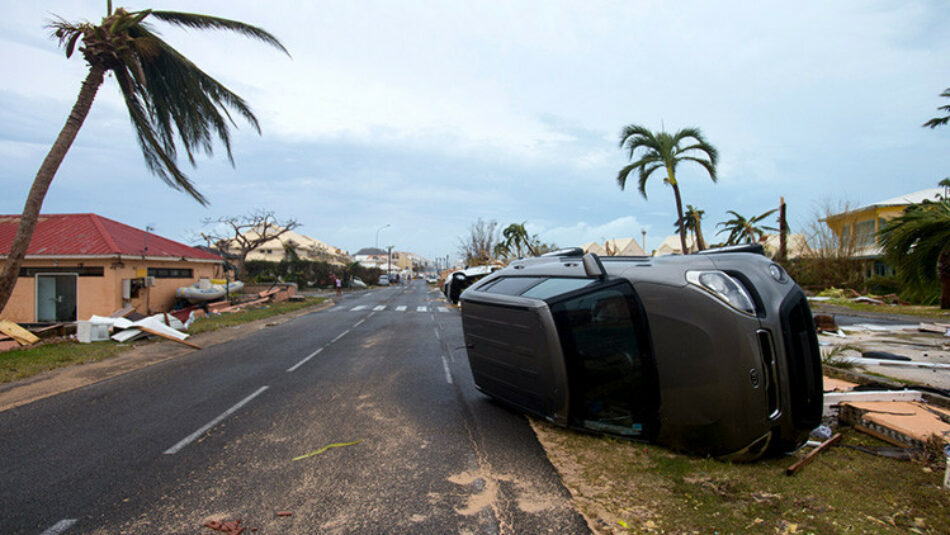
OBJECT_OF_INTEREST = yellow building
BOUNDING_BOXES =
[823,188,943,276]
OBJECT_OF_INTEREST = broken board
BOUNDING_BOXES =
[840,401,950,449]
[0,320,40,346]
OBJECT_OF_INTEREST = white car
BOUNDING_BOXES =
[377,275,390,286]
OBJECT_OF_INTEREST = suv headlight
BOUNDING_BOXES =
[686,270,756,315]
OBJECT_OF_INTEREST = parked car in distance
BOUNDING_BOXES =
[458,246,822,461]
[425,275,439,284]
[377,275,390,286]
[350,277,367,289]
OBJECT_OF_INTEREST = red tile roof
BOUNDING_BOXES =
[0,213,220,261]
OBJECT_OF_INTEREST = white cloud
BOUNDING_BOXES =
[536,216,650,249]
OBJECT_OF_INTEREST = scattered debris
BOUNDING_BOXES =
[840,401,950,449]
[0,320,40,346]
[919,322,950,335]
[813,314,838,333]
[861,350,910,362]
[842,444,915,460]
[203,519,244,534]
[292,440,361,461]
[785,432,842,476]
[275,511,293,517]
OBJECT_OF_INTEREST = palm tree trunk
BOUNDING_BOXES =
[669,178,688,254]
[940,249,950,309]
[0,65,106,315]
[695,218,707,251]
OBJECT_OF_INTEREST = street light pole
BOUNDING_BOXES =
[376,223,390,251]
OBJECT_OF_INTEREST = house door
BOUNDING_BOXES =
[36,274,77,322]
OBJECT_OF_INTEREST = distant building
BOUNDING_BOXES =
[823,187,943,277]
[0,213,222,322]
[354,247,428,277]
[654,235,699,256]
[582,238,647,256]
[227,225,351,266]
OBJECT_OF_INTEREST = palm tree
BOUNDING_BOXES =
[675,204,707,251]
[923,87,950,129]
[879,199,950,309]
[716,209,778,246]
[617,125,718,254]
[0,3,287,313]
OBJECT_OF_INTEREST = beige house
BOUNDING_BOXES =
[230,226,351,266]
[0,213,222,323]
[654,235,699,256]
[582,238,647,256]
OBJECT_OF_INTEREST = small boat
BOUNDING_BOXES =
[176,280,244,303]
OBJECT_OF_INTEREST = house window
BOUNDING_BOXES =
[854,220,875,247]
[147,268,194,278]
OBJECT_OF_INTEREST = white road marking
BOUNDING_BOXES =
[351,305,367,311]
[332,329,351,343]
[373,305,386,311]
[396,305,407,311]
[40,519,77,535]
[417,306,427,312]
[164,386,269,454]
[438,307,449,313]
[353,319,365,327]
[287,347,324,372]
[441,356,453,384]
[434,327,440,340]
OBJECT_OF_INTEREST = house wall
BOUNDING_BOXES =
[0,257,219,322]
[824,206,906,249]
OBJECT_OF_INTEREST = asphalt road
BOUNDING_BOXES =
[0,281,589,534]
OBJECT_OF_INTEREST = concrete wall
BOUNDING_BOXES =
[0,257,220,322]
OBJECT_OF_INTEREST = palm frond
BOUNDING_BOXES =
[149,11,289,56]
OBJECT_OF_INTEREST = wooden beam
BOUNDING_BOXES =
[785,433,842,476]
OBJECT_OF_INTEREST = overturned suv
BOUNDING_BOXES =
[459,246,822,460]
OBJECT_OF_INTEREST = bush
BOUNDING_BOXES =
[243,260,381,288]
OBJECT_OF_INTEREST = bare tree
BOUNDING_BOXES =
[458,219,500,266]
[200,210,299,280]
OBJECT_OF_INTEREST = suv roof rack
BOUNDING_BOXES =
[541,247,585,257]
[696,243,765,256]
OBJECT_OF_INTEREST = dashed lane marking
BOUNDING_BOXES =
[287,347,324,373]
[40,519,77,535]
[164,386,270,455]
[441,356,453,384]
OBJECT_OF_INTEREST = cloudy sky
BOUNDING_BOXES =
[2,1,949,263]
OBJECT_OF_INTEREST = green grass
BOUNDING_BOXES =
[0,340,127,383]
[816,298,950,319]
[533,421,950,534]
[0,297,328,383]
[186,296,327,334]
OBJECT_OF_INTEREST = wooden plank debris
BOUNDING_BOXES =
[785,432,842,476]
[840,401,950,449]
[0,320,40,346]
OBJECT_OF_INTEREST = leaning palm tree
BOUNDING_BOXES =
[716,209,778,246]
[879,199,950,309]
[0,3,287,313]
[675,204,707,251]
[617,125,718,254]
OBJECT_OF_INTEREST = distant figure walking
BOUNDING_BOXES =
[335,276,342,297]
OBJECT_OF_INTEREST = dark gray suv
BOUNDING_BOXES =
[458,246,822,460]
